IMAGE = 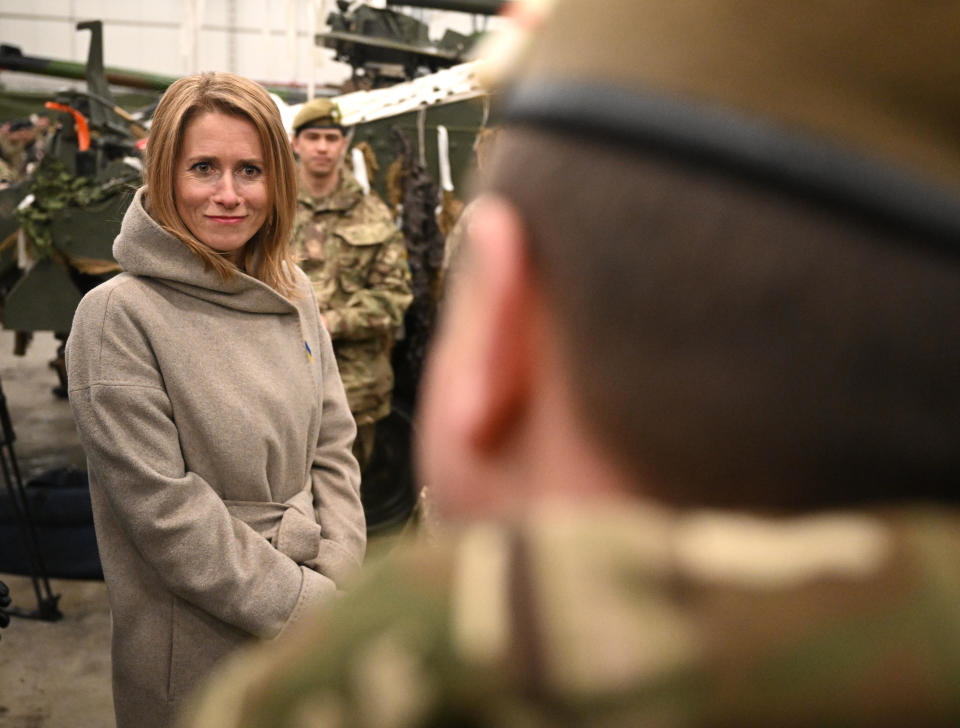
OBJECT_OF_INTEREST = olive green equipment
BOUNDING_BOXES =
[314,40,498,537]
[0,41,307,103]
[320,0,505,87]
[0,21,143,335]
[311,3,506,534]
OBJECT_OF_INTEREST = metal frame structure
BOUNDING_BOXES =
[0,375,62,622]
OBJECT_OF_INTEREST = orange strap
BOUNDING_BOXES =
[44,101,90,152]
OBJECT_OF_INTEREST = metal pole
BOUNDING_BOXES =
[0,377,61,622]
[385,0,506,15]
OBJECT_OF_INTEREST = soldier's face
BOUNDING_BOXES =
[174,111,269,264]
[8,127,35,145]
[293,127,348,179]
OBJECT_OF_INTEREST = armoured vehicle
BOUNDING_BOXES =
[321,0,505,87]
[0,3,501,533]
[1,22,146,359]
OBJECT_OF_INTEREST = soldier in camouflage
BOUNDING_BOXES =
[183,503,960,727]
[0,122,24,186]
[290,98,412,470]
[0,117,49,182]
[0,156,15,188]
[181,1,960,726]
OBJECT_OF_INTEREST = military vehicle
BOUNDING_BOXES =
[0,22,147,614]
[0,3,501,535]
[321,0,505,87]
[316,2,506,531]
[0,41,309,103]
[1,22,146,367]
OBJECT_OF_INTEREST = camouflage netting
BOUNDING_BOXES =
[15,157,138,259]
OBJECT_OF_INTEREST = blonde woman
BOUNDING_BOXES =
[66,73,364,728]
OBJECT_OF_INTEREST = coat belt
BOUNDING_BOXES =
[224,482,321,564]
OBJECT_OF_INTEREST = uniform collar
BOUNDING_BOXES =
[297,167,364,213]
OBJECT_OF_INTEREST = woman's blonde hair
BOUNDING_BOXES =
[145,72,299,297]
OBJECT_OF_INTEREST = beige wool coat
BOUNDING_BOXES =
[66,189,365,728]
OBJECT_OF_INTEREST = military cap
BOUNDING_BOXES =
[485,0,960,247]
[292,97,343,133]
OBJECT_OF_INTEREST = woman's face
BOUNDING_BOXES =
[174,111,269,263]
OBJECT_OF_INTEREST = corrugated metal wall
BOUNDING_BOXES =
[0,1,494,93]
[0,0,348,90]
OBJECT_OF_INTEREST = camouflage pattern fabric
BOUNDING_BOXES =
[0,133,46,182]
[181,501,960,727]
[16,158,140,258]
[0,158,15,187]
[294,168,412,426]
[0,138,25,182]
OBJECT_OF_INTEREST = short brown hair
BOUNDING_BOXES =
[145,72,299,297]
[486,127,960,510]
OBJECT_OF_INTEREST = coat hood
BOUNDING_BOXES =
[113,187,297,315]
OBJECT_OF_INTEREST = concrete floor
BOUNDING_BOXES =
[0,330,113,728]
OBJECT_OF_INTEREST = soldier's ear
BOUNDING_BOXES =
[452,197,537,455]
[416,196,543,516]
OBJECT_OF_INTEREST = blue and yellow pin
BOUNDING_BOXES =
[304,341,313,362]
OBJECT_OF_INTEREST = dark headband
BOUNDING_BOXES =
[502,80,960,253]
[295,120,346,135]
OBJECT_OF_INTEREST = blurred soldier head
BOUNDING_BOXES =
[418,0,960,519]
[6,119,36,146]
[292,98,349,183]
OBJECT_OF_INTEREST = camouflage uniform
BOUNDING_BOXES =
[182,501,960,727]
[294,167,412,437]
[0,138,24,183]
[0,156,15,187]
[0,130,45,182]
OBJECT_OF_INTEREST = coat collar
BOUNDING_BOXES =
[112,187,298,315]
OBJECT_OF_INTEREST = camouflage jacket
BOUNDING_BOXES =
[181,499,960,727]
[0,155,15,186]
[0,139,23,183]
[294,169,412,425]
